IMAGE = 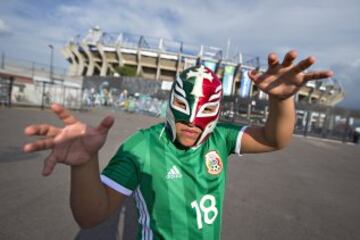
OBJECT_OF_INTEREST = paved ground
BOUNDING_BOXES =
[0,107,359,240]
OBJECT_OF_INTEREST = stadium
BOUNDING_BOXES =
[62,26,344,105]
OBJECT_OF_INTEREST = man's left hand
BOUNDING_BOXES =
[248,50,334,100]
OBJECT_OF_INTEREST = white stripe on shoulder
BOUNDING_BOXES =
[100,175,133,196]
[235,126,248,156]
[135,187,153,240]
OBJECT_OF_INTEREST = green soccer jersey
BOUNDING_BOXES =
[101,122,247,240]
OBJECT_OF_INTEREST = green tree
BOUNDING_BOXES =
[114,65,137,77]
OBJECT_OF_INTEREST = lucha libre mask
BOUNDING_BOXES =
[166,65,223,147]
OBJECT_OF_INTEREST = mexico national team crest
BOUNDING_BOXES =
[205,150,223,175]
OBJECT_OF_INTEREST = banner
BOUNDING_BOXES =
[239,70,251,98]
[222,65,235,96]
[203,60,216,72]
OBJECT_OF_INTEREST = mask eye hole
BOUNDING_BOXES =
[197,102,220,117]
[171,93,190,115]
[203,105,217,114]
[173,97,187,110]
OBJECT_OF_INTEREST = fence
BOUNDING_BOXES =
[220,96,360,143]
[0,76,82,109]
[0,77,13,106]
[2,72,359,143]
[81,76,360,143]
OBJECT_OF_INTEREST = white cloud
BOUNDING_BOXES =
[0,18,10,34]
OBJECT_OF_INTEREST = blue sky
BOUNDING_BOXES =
[0,0,359,109]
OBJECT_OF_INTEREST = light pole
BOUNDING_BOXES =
[48,44,54,83]
[1,52,4,69]
[41,44,54,110]
[41,80,46,110]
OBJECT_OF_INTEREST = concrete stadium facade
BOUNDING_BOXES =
[62,26,344,106]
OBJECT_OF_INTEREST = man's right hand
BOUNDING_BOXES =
[24,103,114,176]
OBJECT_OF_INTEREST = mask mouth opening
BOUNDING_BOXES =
[176,120,204,131]
[173,125,203,149]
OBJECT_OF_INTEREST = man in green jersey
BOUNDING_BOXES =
[24,50,333,239]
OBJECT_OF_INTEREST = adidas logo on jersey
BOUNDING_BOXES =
[166,165,182,180]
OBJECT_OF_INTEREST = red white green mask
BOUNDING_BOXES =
[166,65,223,146]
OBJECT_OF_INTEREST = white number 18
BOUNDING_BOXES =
[191,194,218,229]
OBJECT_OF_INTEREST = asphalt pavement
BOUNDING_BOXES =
[0,107,359,240]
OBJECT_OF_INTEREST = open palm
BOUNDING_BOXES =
[24,104,114,176]
[248,50,334,99]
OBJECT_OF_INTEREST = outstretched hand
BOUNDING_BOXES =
[248,50,334,99]
[23,103,114,176]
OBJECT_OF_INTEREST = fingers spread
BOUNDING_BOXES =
[304,70,334,81]
[248,70,261,83]
[51,103,78,125]
[24,124,60,137]
[24,126,38,136]
[281,50,298,67]
[24,139,54,153]
[268,53,279,68]
[293,56,316,74]
[42,152,57,176]
[96,115,115,134]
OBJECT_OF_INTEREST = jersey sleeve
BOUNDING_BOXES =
[217,123,248,155]
[101,131,145,196]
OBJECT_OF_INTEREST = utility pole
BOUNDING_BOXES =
[41,81,46,110]
[48,44,54,83]
[1,52,4,69]
[41,44,54,110]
